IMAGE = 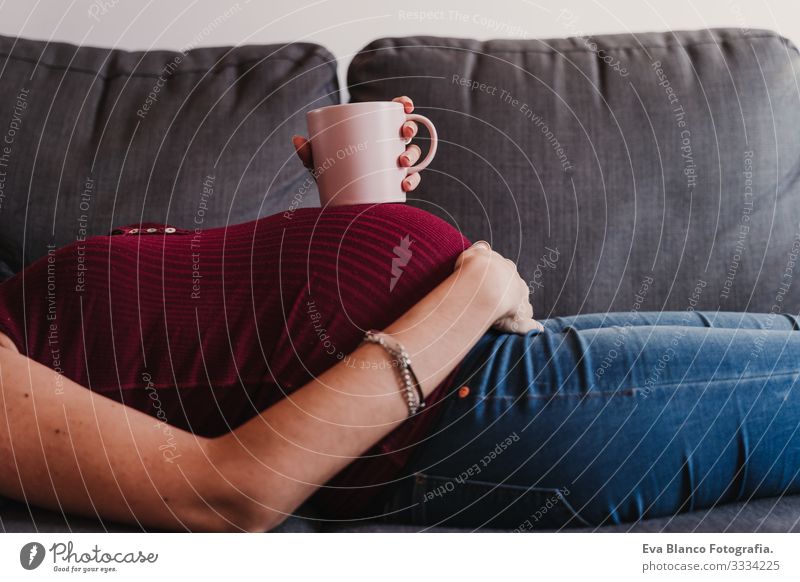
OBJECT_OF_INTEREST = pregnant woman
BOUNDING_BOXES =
[1,97,799,532]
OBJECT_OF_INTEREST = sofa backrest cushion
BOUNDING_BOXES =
[348,29,800,316]
[0,35,336,275]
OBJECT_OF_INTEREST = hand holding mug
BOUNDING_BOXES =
[292,96,437,206]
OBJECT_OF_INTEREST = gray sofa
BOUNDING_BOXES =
[1,27,799,532]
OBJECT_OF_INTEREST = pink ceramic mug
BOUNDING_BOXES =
[306,101,438,206]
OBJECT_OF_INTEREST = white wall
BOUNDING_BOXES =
[1,0,798,93]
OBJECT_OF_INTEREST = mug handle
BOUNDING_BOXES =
[403,113,438,175]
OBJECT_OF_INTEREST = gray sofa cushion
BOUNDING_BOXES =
[348,29,800,317]
[0,35,336,274]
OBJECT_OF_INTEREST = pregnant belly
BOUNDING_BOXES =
[0,203,473,439]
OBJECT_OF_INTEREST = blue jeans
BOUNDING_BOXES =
[376,311,800,530]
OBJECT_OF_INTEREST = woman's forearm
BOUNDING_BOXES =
[0,344,240,532]
[214,260,501,529]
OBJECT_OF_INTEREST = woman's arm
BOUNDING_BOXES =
[0,245,537,531]
[212,243,540,530]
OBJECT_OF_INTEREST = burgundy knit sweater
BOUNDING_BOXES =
[0,203,471,518]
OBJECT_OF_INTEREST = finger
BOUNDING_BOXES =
[491,316,516,333]
[401,120,418,141]
[493,316,543,335]
[520,277,532,300]
[515,295,533,320]
[399,144,421,167]
[514,318,545,334]
[393,95,414,113]
[292,135,314,169]
[402,172,421,192]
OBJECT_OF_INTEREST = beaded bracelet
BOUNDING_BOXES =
[362,330,425,416]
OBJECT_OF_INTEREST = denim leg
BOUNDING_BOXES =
[543,310,800,332]
[377,311,800,530]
